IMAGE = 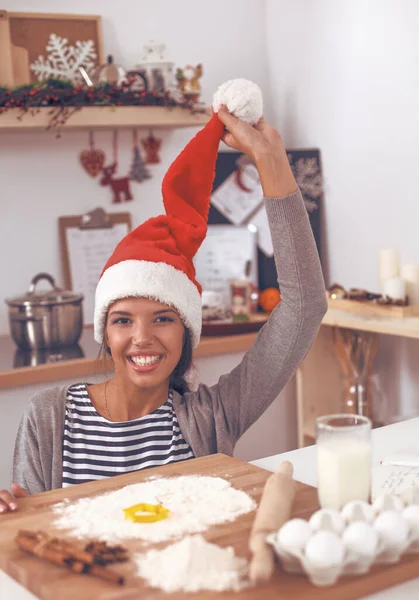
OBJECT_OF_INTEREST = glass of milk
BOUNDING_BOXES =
[316,414,372,510]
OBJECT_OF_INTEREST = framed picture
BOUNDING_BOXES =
[0,10,104,87]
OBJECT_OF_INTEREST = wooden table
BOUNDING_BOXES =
[3,453,419,600]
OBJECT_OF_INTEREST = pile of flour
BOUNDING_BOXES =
[52,475,256,543]
[135,534,249,592]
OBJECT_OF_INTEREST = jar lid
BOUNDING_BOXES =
[5,273,83,307]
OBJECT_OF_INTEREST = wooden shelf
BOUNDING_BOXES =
[0,329,259,389]
[0,106,210,131]
[323,307,419,339]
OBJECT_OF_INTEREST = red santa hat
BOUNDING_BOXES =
[94,79,263,348]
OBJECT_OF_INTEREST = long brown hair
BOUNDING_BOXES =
[97,316,193,395]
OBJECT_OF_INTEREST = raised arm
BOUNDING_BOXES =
[201,108,327,444]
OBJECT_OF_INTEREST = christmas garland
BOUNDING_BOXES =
[0,78,203,133]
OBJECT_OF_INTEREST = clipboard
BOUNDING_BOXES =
[59,208,132,326]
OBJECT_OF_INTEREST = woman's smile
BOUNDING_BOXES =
[127,352,163,372]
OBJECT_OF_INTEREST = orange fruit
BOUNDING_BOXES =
[259,287,281,312]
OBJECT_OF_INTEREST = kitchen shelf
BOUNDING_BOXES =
[323,307,419,338]
[0,329,260,389]
[0,105,210,131]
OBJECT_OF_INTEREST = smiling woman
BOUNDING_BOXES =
[97,298,188,416]
[1,80,327,511]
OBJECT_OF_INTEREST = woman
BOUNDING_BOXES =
[1,105,327,512]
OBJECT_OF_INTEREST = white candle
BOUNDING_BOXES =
[379,249,399,291]
[401,263,419,305]
[382,276,406,300]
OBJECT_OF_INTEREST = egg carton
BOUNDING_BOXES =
[267,486,419,587]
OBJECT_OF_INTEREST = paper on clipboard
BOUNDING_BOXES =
[247,205,273,257]
[211,164,263,225]
[65,224,128,324]
[194,224,258,307]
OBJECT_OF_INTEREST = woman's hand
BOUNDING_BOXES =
[216,106,297,198]
[0,483,29,513]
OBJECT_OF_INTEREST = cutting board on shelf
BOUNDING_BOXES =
[1,453,419,599]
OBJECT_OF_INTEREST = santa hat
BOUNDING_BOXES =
[94,79,263,349]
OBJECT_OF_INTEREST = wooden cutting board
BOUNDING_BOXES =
[1,453,419,599]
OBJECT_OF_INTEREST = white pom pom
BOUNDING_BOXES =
[212,78,263,125]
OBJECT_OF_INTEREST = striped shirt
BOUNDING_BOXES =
[62,383,194,488]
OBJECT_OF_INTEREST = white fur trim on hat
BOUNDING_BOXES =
[94,260,202,348]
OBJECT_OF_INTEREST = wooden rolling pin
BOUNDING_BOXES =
[248,461,296,584]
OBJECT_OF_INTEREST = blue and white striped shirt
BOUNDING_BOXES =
[62,383,194,487]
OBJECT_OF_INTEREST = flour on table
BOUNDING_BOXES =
[52,475,256,543]
[135,534,249,592]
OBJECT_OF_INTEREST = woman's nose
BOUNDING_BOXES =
[131,322,154,346]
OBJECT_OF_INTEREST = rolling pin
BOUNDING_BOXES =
[248,460,296,584]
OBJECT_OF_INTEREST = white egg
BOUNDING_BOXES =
[277,518,312,552]
[374,510,409,547]
[342,521,378,557]
[305,531,345,568]
[372,494,404,515]
[309,508,346,534]
[403,504,419,538]
[341,500,375,524]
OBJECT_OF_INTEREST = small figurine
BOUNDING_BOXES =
[177,64,203,102]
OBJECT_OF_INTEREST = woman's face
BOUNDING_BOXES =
[105,297,185,391]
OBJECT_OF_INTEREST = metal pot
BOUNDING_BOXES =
[5,273,84,350]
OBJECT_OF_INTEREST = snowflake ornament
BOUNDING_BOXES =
[30,33,97,83]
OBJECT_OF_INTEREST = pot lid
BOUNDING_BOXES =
[5,273,83,307]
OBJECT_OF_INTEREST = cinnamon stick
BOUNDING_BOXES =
[18,530,94,564]
[15,531,125,586]
[16,534,69,567]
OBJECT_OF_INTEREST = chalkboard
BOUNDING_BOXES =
[209,149,323,291]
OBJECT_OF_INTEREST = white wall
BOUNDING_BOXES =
[0,0,270,335]
[266,0,419,421]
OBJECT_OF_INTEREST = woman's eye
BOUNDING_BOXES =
[112,317,130,325]
[155,316,174,323]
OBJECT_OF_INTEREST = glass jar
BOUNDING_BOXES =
[316,414,372,510]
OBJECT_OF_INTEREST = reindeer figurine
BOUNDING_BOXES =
[100,163,133,204]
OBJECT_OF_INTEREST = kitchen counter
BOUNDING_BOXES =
[2,417,419,599]
[5,305,419,390]
[0,326,262,389]
[252,417,419,599]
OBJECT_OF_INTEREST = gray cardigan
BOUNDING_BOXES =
[12,190,327,494]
